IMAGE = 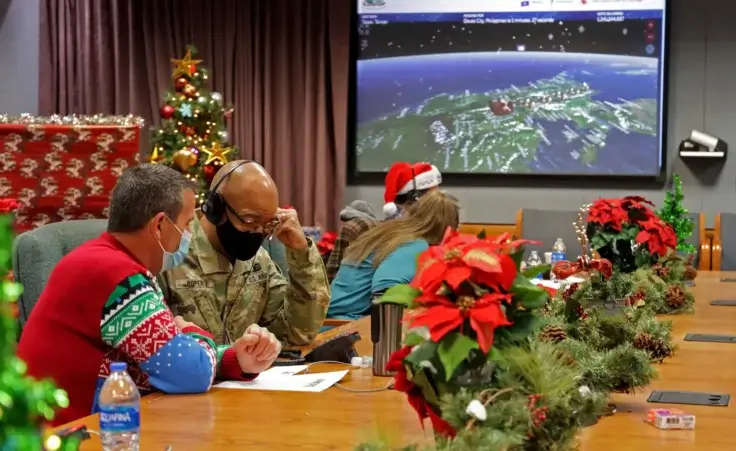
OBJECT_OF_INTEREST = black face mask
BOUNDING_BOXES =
[216,217,266,261]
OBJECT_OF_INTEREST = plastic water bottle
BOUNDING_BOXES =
[99,362,141,451]
[551,238,567,282]
[526,251,543,279]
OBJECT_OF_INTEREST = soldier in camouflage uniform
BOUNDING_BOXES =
[158,161,330,346]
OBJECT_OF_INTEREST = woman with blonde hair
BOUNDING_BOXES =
[327,191,460,320]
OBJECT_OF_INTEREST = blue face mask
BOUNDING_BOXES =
[159,218,192,272]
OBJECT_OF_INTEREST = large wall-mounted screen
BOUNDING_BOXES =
[352,0,669,176]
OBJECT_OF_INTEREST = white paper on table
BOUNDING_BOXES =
[258,365,308,378]
[214,370,349,393]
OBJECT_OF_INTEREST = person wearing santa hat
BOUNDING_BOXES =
[327,190,460,322]
[382,161,443,219]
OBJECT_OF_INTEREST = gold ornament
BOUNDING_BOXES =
[183,85,197,97]
[202,142,233,165]
[150,146,163,163]
[172,148,199,171]
[170,49,203,80]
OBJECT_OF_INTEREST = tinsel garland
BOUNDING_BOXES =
[0,113,144,127]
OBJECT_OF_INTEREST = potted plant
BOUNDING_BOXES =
[372,230,607,449]
[585,196,676,273]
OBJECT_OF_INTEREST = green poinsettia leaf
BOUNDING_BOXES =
[590,234,606,250]
[437,332,479,381]
[510,276,548,310]
[511,273,533,287]
[509,248,525,270]
[522,264,551,280]
[411,367,441,407]
[378,284,421,307]
[403,331,426,347]
[404,340,438,369]
[488,346,504,363]
[494,311,542,345]
[564,296,582,321]
[625,226,639,240]
[476,229,487,239]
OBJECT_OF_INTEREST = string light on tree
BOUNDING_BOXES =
[150,45,237,201]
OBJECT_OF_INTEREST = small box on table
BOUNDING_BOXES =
[647,408,696,430]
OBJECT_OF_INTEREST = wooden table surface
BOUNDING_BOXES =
[62,272,736,450]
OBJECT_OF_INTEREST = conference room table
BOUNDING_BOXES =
[60,272,736,450]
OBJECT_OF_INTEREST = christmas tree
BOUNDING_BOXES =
[150,46,236,203]
[657,174,696,255]
[0,199,79,451]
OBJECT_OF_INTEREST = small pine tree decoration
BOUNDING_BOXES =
[150,46,236,204]
[0,199,79,451]
[658,174,696,254]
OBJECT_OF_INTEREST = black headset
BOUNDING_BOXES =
[201,160,252,224]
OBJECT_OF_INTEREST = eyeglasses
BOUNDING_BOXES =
[224,202,281,234]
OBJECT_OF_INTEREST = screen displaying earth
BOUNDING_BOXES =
[355,51,663,175]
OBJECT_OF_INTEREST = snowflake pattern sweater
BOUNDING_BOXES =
[18,233,253,426]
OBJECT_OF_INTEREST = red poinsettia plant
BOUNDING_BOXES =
[315,231,337,263]
[586,196,676,273]
[378,229,551,436]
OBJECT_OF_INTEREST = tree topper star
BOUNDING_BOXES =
[170,49,203,79]
[202,142,233,165]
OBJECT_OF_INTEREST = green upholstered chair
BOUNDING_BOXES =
[13,219,108,330]
[12,219,291,331]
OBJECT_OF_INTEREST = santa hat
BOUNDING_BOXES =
[383,162,442,217]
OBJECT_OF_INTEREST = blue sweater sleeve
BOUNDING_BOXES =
[100,273,217,394]
[371,240,429,293]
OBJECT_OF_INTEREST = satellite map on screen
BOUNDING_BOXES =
[356,52,659,174]
[354,2,667,175]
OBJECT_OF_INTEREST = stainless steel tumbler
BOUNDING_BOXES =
[371,297,404,377]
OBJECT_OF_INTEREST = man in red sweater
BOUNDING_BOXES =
[18,164,281,426]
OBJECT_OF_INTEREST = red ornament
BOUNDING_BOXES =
[203,161,222,184]
[174,77,188,91]
[160,105,175,119]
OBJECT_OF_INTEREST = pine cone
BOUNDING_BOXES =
[633,333,674,361]
[665,284,687,308]
[683,265,697,281]
[653,264,670,279]
[540,325,568,343]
